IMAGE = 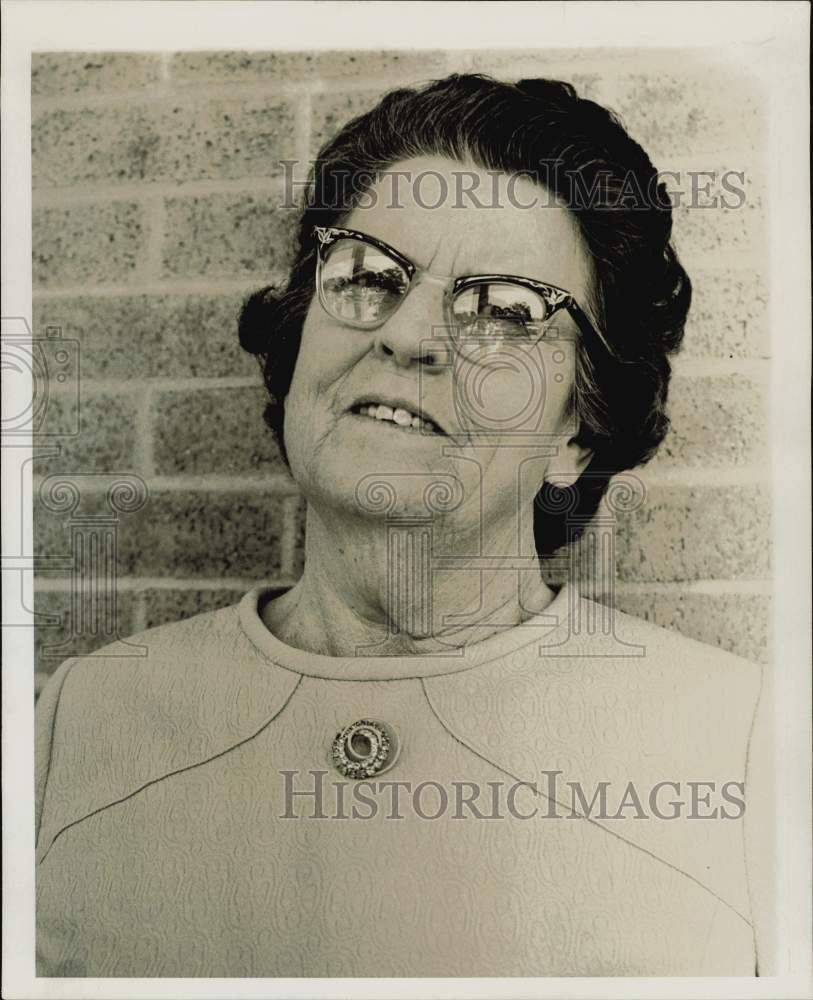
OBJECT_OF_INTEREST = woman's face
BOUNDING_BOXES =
[283,156,595,540]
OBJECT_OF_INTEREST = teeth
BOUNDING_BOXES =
[355,403,438,434]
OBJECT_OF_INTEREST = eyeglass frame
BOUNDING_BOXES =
[312,224,617,359]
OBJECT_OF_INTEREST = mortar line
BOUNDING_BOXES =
[141,192,165,284]
[34,576,298,592]
[33,173,287,207]
[32,473,302,494]
[135,384,155,479]
[671,357,771,378]
[33,273,287,299]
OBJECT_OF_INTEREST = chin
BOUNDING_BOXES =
[317,472,444,523]
[289,416,468,519]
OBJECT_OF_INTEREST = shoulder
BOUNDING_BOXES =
[37,598,300,720]
[38,602,240,713]
[596,598,764,744]
[427,594,765,923]
[430,591,763,779]
[485,590,763,721]
[577,593,760,672]
[557,591,762,704]
[35,601,300,860]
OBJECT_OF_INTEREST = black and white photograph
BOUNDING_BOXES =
[2,2,810,997]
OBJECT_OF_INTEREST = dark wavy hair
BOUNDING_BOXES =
[238,73,691,557]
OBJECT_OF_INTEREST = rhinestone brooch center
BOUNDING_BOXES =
[330,719,399,779]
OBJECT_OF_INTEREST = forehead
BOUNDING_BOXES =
[341,155,592,296]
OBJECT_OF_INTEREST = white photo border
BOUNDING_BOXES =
[2,2,810,998]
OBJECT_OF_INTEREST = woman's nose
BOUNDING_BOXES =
[372,278,450,369]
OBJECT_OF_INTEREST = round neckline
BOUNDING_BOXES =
[237,582,577,681]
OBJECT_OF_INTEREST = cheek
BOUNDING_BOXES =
[453,345,575,435]
[288,313,330,402]
[287,309,354,407]
[283,308,369,468]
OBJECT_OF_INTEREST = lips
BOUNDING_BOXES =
[347,395,445,434]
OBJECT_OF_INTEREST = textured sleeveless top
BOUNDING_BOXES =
[35,583,761,976]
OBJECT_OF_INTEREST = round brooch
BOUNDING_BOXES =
[330,719,399,779]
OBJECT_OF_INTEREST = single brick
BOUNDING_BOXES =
[149,95,295,183]
[598,590,771,663]
[126,488,288,577]
[681,267,767,359]
[168,50,301,84]
[33,585,140,677]
[31,389,141,477]
[32,105,157,188]
[162,193,297,277]
[34,485,288,579]
[169,50,448,85]
[654,373,768,468]
[33,292,259,379]
[33,201,146,289]
[33,96,295,188]
[35,487,287,578]
[614,484,770,582]
[151,385,285,476]
[31,52,163,97]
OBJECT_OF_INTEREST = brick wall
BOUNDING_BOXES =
[31,48,770,692]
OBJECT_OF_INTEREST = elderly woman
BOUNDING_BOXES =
[36,74,766,977]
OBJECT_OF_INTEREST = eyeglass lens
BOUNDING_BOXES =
[319,238,409,324]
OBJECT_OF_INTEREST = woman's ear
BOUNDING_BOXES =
[545,433,593,489]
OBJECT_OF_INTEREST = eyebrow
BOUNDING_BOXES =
[345,226,553,285]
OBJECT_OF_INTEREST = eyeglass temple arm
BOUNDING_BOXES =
[566,300,619,361]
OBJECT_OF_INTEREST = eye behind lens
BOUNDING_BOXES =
[451,282,551,346]
[319,238,410,325]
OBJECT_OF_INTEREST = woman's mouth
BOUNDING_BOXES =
[350,403,441,435]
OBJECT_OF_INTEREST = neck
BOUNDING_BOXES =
[263,503,555,657]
